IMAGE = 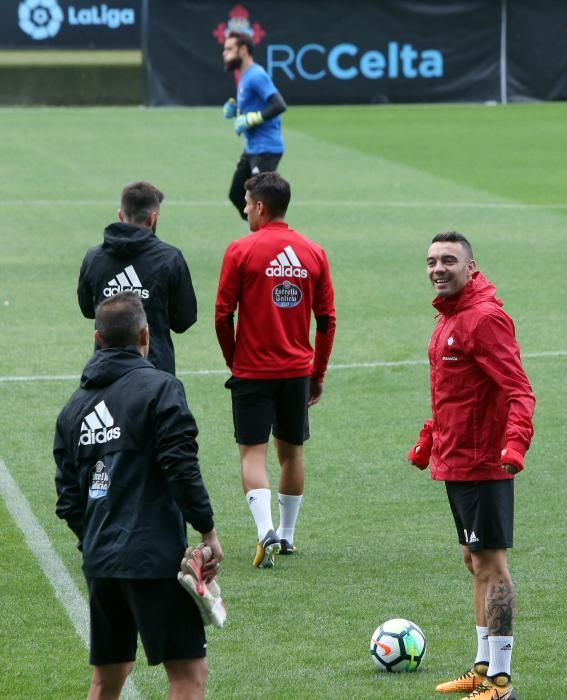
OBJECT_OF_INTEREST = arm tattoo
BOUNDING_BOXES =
[486,578,516,635]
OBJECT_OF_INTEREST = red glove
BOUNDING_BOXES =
[501,446,524,473]
[408,422,433,470]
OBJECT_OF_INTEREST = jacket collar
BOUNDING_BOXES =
[432,271,502,316]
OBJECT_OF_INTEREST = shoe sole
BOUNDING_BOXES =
[256,541,281,568]
[457,687,516,700]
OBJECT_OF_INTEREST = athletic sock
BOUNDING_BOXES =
[487,635,513,680]
[276,493,303,544]
[474,625,490,667]
[245,488,274,540]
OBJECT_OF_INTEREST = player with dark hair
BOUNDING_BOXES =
[215,172,336,568]
[222,31,287,220]
[55,291,223,700]
[77,180,197,375]
[408,232,535,700]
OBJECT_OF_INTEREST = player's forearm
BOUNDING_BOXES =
[168,472,215,535]
[312,314,336,382]
[261,92,287,121]
[215,313,236,369]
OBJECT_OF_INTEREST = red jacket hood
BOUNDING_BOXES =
[432,271,503,316]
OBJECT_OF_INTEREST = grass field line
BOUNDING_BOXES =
[1,198,567,210]
[0,351,564,384]
[0,458,141,699]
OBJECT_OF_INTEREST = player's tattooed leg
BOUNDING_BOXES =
[486,577,516,635]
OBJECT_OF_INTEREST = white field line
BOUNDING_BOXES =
[0,351,565,384]
[0,459,140,699]
[1,199,567,209]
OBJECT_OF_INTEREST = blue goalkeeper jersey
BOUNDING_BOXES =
[237,63,284,155]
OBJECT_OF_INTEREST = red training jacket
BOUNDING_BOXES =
[215,221,336,380]
[425,271,535,481]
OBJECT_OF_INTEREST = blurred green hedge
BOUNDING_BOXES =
[0,63,143,105]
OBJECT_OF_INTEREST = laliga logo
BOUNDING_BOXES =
[212,3,266,45]
[19,0,64,40]
[18,0,136,40]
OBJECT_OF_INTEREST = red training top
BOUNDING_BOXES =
[215,221,336,381]
[427,271,535,481]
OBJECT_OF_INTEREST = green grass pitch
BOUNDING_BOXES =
[0,102,566,699]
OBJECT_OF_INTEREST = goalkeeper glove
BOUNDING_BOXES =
[178,545,227,629]
[407,421,433,470]
[222,98,237,119]
[234,111,264,135]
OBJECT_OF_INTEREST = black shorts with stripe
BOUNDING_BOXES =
[445,479,514,551]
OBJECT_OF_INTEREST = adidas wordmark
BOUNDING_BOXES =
[103,265,149,299]
[265,245,308,279]
[79,401,121,446]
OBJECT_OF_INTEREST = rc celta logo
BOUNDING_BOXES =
[212,4,266,46]
[19,0,64,40]
[18,0,136,41]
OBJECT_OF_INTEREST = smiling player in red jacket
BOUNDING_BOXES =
[408,232,534,700]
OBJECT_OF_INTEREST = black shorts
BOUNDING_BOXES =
[87,577,206,666]
[229,152,283,218]
[226,376,310,446]
[445,480,514,551]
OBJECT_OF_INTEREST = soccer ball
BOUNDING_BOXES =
[370,618,426,672]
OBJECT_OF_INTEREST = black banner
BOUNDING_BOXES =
[507,0,567,101]
[0,0,141,48]
[147,0,502,106]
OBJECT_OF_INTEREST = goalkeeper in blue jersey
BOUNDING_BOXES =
[222,31,287,220]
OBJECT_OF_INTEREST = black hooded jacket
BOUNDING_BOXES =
[77,223,197,374]
[54,347,214,578]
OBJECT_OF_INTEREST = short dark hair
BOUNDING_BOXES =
[431,231,474,260]
[245,172,291,218]
[120,181,164,225]
[227,30,254,56]
[95,292,147,348]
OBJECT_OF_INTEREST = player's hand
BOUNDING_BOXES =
[223,98,237,119]
[407,423,433,470]
[201,528,224,582]
[234,111,264,135]
[500,447,524,474]
[408,445,428,470]
[308,378,324,406]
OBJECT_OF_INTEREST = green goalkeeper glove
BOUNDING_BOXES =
[234,111,264,135]
[222,98,237,119]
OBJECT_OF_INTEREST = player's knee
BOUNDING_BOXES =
[462,548,474,575]
[165,658,208,695]
[90,662,133,697]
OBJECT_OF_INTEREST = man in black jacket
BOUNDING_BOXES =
[54,292,223,700]
[77,181,197,375]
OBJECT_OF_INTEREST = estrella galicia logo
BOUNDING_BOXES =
[19,0,64,40]
[272,280,302,308]
[89,460,110,499]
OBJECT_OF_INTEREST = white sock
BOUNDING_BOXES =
[475,626,489,666]
[276,493,303,544]
[487,636,513,679]
[245,489,273,540]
